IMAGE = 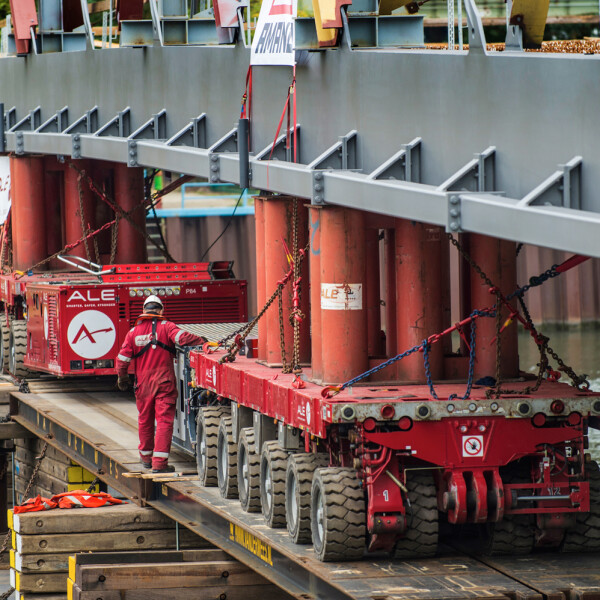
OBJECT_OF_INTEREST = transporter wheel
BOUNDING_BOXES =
[483,461,534,555]
[217,415,238,499]
[260,441,287,528]
[562,461,600,552]
[237,427,261,513]
[9,320,30,379]
[286,453,329,544]
[0,314,10,373]
[196,406,230,486]
[311,467,366,562]
[393,470,439,559]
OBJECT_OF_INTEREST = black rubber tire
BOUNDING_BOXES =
[286,453,329,544]
[260,441,288,528]
[0,314,10,373]
[196,406,229,487]
[311,467,366,562]
[483,461,534,556]
[9,320,30,379]
[217,415,238,499]
[237,427,261,513]
[393,470,439,559]
[562,461,600,552]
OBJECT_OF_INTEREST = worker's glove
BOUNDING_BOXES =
[117,375,131,392]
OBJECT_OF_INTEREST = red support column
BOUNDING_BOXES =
[44,157,64,270]
[114,163,147,264]
[309,206,323,382]
[395,221,446,382]
[263,198,311,366]
[366,228,382,357]
[254,198,267,361]
[320,207,368,384]
[10,156,48,271]
[64,160,96,260]
[384,229,397,362]
[469,234,519,380]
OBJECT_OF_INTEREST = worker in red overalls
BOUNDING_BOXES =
[115,295,206,473]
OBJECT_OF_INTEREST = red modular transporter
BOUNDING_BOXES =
[178,199,600,563]
[5,262,247,377]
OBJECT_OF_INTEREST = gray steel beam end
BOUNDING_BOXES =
[312,170,326,205]
[128,140,138,167]
[72,133,81,159]
[447,193,462,233]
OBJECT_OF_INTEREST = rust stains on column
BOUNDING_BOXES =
[11,155,48,271]
[63,160,95,260]
[320,207,368,384]
[469,234,519,380]
[395,220,447,383]
[114,163,147,264]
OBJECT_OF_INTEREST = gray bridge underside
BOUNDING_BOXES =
[1,43,600,257]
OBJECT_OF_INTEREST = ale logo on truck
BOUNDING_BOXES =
[67,310,116,359]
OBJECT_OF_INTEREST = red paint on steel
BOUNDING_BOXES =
[309,206,323,382]
[264,198,294,365]
[8,0,37,55]
[43,158,65,270]
[254,198,267,361]
[296,199,311,365]
[383,229,397,365]
[10,156,48,271]
[366,228,382,357]
[469,234,519,380]
[114,164,147,264]
[320,207,367,384]
[64,160,96,260]
[395,220,446,382]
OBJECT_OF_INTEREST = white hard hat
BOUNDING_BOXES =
[143,294,164,309]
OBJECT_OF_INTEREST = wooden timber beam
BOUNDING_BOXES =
[0,421,36,440]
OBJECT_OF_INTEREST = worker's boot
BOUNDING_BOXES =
[152,465,175,474]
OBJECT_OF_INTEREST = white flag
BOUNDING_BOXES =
[251,0,297,66]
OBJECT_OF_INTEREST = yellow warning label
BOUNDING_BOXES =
[229,522,273,566]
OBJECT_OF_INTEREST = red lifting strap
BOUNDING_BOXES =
[555,254,590,274]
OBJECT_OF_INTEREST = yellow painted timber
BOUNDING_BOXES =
[7,509,13,531]
[510,0,550,47]
[67,578,75,600]
[379,0,413,16]
[9,549,14,569]
[312,0,339,47]
[68,556,76,581]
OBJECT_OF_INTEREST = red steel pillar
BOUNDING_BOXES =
[10,156,48,271]
[114,163,147,264]
[263,198,310,366]
[254,198,267,361]
[384,229,397,361]
[320,207,368,384]
[366,228,382,357]
[309,206,323,382]
[44,157,64,270]
[395,221,447,382]
[64,160,96,260]
[469,234,519,380]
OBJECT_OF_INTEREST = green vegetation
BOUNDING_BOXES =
[0,0,10,21]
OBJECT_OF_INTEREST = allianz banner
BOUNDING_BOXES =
[251,0,297,66]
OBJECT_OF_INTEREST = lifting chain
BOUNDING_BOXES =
[110,214,120,266]
[68,162,176,263]
[219,244,308,365]
[289,200,305,378]
[77,172,92,262]
[447,234,589,393]
[279,287,289,373]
